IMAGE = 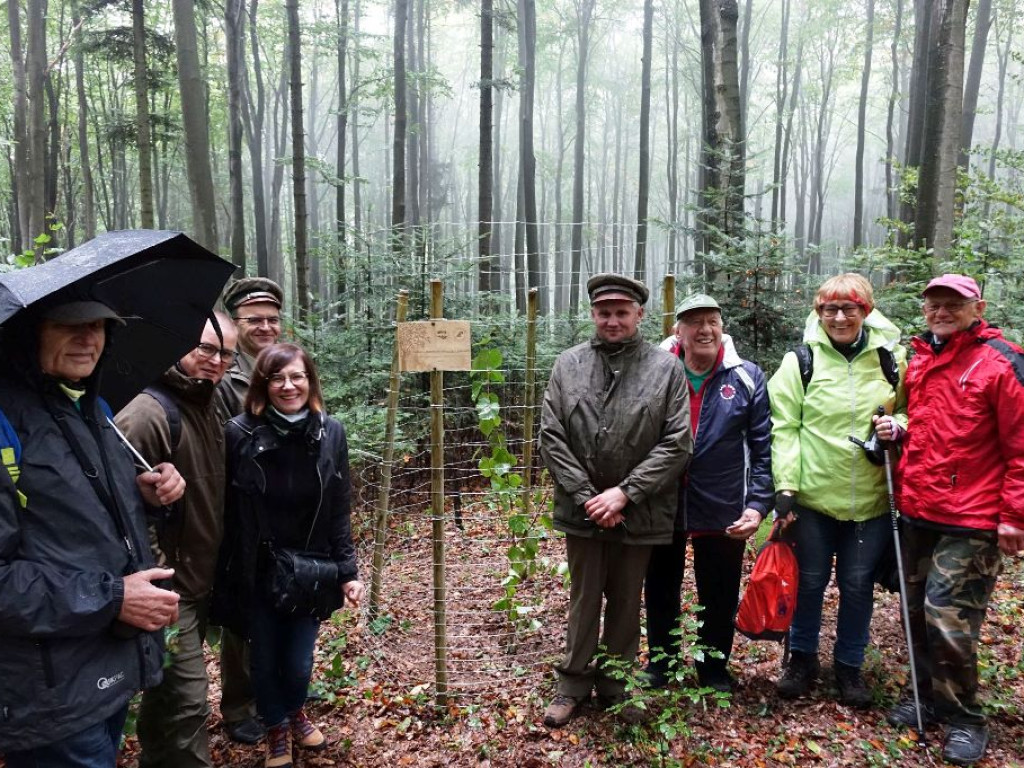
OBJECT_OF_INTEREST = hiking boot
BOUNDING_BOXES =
[698,666,735,694]
[886,697,935,730]
[776,651,820,699]
[596,693,646,725]
[225,716,266,745]
[834,662,872,709]
[639,664,669,689]
[942,723,989,766]
[290,708,327,751]
[543,694,583,728]
[264,723,293,768]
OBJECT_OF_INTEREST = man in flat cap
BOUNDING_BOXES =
[539,273,692,728]
[875,274,1024,766]
[216,277,285,745]
[645,293,772,692]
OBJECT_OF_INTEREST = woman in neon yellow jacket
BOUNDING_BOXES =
[768,273,907,708]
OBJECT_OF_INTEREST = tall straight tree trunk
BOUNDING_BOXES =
[569,0,595,313]
[478,0,494,292]
[285,0,310,319]
[665,0,681,273]
[915,0,970,257]
[132,0,154,229]
[771,0,790,231]
[245,0,270,276]
[26,0,48,252]
[886,0,905,226]
[899,0,936,243]
[518,0,541,309]
[634,0,653,279]
[393,0,409,261]
[224,0,247,265]
[173,0,220,252]
[959,0,992,170]
[987,12,1014,189]
[854,0,875,249]
[8,0,29,251]
[72,0,95,241]
[335,0,350,315]
[698,0,745,262]
[351,0,364,292]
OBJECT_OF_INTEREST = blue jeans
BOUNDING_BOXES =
[248,597,320,728]
[4,704,129,768]
[790,506,890,668]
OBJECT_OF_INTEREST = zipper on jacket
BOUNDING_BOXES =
[36,640,55,688]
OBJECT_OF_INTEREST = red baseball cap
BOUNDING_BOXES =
[922,274,981,299]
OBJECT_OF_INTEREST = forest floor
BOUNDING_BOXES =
[116,517,1024,768]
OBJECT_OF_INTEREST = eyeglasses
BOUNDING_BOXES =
[923,299,977,314]
[268,371,308,388]
[194,342,236,364]
[236,316,281,327]
[820,304,863,318]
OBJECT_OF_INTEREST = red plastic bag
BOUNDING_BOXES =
[735,521,799,641]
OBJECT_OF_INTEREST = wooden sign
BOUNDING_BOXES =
[397,320,472,371]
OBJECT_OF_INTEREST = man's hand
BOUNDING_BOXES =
[872,414,903,443]
[343,580,366,609]
[998,523,1024,556]
[118,568,179,631]
[584,487,629,529]
[725,508,762,539]
[775,491,797,532]
[136,462,186,507]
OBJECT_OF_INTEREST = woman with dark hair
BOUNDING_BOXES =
[213,342,363,768]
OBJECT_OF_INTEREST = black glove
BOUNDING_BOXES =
[775,492,795,517]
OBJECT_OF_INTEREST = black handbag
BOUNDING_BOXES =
[263,544,343,619]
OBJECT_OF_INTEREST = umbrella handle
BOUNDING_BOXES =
[106,417,156,474]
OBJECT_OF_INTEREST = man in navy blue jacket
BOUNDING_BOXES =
[644,293,773,691]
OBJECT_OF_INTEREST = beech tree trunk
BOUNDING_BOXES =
[285,0,310,319]
[132,0,154,229]
[568,0,594,312]
[72,0,95,242]
[224,0,246,265]
[478,0,495,293]
[634,0,653,279]
[959,0,992,170]
[854,0,875,249]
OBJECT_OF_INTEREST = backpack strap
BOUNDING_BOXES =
[0,406,27,508]
[794,344,813,391]
[143,386,182,453]
[877,346,901,391]
[982,338,1024,387]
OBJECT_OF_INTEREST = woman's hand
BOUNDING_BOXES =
[775,491,798,532]
[872,414,903,443]
[725,508,762,539]
[342,580,365,609]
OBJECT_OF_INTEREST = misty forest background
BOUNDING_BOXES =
[3,0,1024,444]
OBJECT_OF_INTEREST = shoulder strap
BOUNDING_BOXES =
[0,406,27,508]
[794,344,813,391]
[877,347,901,391]
[983,338,1024,387]
[143,386,182,452]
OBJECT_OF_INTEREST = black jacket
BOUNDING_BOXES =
[211,411,358,636]
[0,376,163,752]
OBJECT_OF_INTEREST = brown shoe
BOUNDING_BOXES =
[264,723,293,768]
[291,707,327,750]
[543,694,583,728]
[596,693,647,725]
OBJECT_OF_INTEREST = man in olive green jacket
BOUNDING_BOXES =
[540,273,692,728]
[116,314,238,768]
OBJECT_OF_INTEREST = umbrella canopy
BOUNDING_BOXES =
[0,230,236,411]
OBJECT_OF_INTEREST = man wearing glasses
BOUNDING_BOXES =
[875,274,1024,766]
[219,278,285,418]
[216,277,285,745]
[114,312,239,768]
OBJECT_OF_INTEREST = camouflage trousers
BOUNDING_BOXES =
[901,521,1001,726]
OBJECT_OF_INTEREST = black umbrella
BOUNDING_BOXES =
[0,230,236,411]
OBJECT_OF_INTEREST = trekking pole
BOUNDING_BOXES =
[882,427,927,747]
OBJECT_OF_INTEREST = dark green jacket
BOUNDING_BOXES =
[540,335,692,545]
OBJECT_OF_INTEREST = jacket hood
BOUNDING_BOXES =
[802,307,902,350]
[657,333,741,369]
[160,364,217,407]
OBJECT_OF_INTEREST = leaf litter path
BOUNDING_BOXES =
[117,517,1024,768]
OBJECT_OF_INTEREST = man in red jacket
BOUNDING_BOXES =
[876,274,1024,766]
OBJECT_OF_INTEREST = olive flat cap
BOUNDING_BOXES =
[675,293,721,319]
[223,277,284,313]
[587,273,650,305]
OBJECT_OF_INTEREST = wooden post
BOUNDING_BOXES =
[522,288,538,515]
[429,279,449,705]
[662,273,676,340]
[368,290,409,621]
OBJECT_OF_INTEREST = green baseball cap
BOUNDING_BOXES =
[675,293,721,319]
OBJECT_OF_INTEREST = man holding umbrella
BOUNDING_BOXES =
[876,274,1024,766]
[0,297,185,767]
